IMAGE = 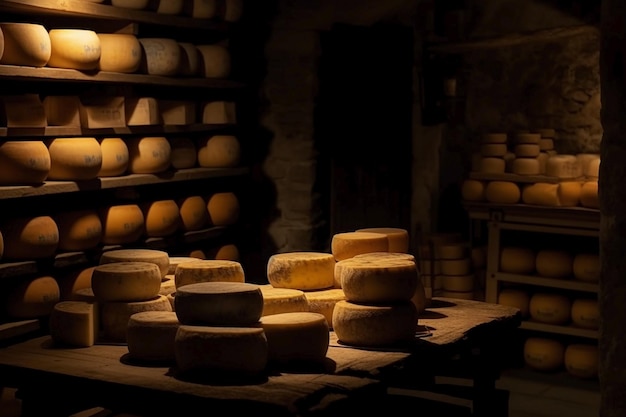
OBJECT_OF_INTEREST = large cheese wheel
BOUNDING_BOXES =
[142,199,181,237]
[1,216,59,259]
[535,249,573,278]
[205,243,240,261]
[303,288,346,329]
[100,295,172,342]
[197,44,231,78]
[126,311,180,363]
[177,42,200,76]
[511,157,540,175]
[98,137,129,177]
[202,101,237,124]
[572,253,600,282]
[577,154,600,177]
[267,252,335,290]
[546,155,581,178]
[522,182,581,207]
[529,293,571,325]
[524,337,564,371]
[97,33,141,73]
[54,209,103,251]
[354,227,409,253]
[46,137,103,180]
[5,276,60,319]
[196,134,240,167]
[565,344,598,379]
[0,23,51,67]
[500,247,535,274]
[126,136,171,174]
[332,300,417,347]
[91,261,162,302]
[44,95,81,126]
[178,195,209,231]
[49,301,99,347]
[57,266,96,301]
[570,298,599,329]
[479,157,506,174]
[174,325,267,375]
[580,181,599,209]
[47,29,101,70]
[99,204,145,245]
[485,181,520,204]
[461,179,485,201]
[586,158,600,179]
[174,281,263,325]
[258,285,309,316]
[207,192,240,226]
[100,248,170,278]
[497,288,530,318]
[331,231,389,261]
[260,312,329,364]
[168,137,197,169]
[175,259,245,288]
[139,38,181,76]
[0,140,51,185]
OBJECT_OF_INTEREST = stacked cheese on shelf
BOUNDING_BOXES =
[524,336,598,379]
[476,133,508,175]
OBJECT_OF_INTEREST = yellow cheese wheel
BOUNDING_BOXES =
[267,252,335,290]
[511,157,540,175]
[142,199,181,237]
[481,144,507,157]
[577,154,600,177]
[529,293,571,325]
[97,33,141,73]
[354,227,409,253]
[524,337,564,371]
[46,137,103,180]
[139,38,181,76]
[438,243,468,260]
[126,136,171,174]
[500,247,535,274]
[207,192,240,226]
[99,204,145,245]
[98,137,129,177]
[572,253,600,282]
[57,266,96,301]
[185,0,218,18]
[100,248,170,278]
[497,288,530,318]
[197,134,240,168]
[580,181,599,209]
[125,97,161,126]
[44,95,81,126]
[47,29,101,70]
[197,44,231,78]
[0,140,51,185]
[565,344,598,379]
[331,231,389,261]
[485,181,520,204]
[54,209,102,251]
[258,285,309,316]
[0,23,51,67]
[175,259,245,289]
[570,298,599,329]
[167,256,199,275]
[126,310,180,363]
[92,261,162,302]
[479,157,506,174]
[303,288,346,329]
[178,195,209,231]
[461,179,485,201]
[159,278,176,296]
[101,295,172,342]
[260,312,329,364]
[586,158,600,179]
[49,301,99,347]
[205,243,240,261]
[202,101,237,124]
[5,276,60,319]
[168,137,197,169]
[523,182,581,207]
[1,216,59,259]
[535,249,573,278]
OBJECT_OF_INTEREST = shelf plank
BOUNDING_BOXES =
[468,171,587,184]
[0,319,41,342]
[519,320,598,339]
[0,123,235,137]
[495,272,598,293]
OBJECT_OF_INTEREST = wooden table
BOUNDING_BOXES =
[0,298,521,417]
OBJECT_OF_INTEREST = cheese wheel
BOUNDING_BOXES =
[497,288,530,318]
[205,243,240,261]
[177,42,200,76]
[92,261,162,302]
[545,155,581,179]
[207,192,240,226]
[46,137,103,180]
[1,216,59,259]
[481,144,507,157]
[514,133,541,144]
[125,97,161,126]
[529,293,571,325]
[533,128,556,139]
[570,298,599,329]
[100,248,170,278]
[485,181,520,204]
[580,181,599,209]
[479,157,506,174]
[573,253,600,282]
[160,100,196,125]
[522,182,581,207]
[537,152,549,174]
[202,101,237,124]
[167,256,199,275]
[168,137,197,169]
[461,179,485,201]
[353,252,415,263]
[196,134,240,168]
[303,288,346,329]
[267,252,335,290]
[539,138,554,151]
[100,295,172,342]
[565,344,598,379]
[260,312,329,364]
[126,136,171,174]
[441,274,474,292]
[5,276,60,318]
[142,199,181,237]
[354,227,409,253]
[576,154,599,177]
[175,259,245,289]
[514,145,540,158]
[0,23,51,67]
[332,300,417,347]
[0,140,50,185]
[139,38,181,76]
[47,29,101,70]
[511,157,540,175]
[185,0,218,18]
[222,0,244,22]
[57,266,96,301]
[49,301,99,347]
[331,231,389,261]
[197,44,231,78]
[99,204,145,245]
[111,0,149,9]
[438,243,467,260]
[97,33,141,73]
[174,281,263,325]
[178,195,209,231]
[535,249,573,278]
[586,158,600,179]
[481,133,507,144]
[159,277,176,296]
[126,311,180,363]
[258,285,309,316]
[500,247,535,274]
[73,287,96,303]
[98,137,129,177]
[154,0,184,14]
[174,325,267,375]
[44,95,81,126]
[440,258,472,275]
[54,209,103,251]
[524,337,564,371]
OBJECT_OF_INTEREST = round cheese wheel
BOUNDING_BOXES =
[570,298,599,329]
[481,133,507,144]
[1,216,59,259]
[572,253,600,282]
[205,243,240,261]
[514,145,540,159]
[481,144,507,157]
[185,0,218,18]
[267,252,335,290]
[168,256,199,275]
[529,293,571,325]
[127,310,180,363]
[258,285,309,316]
[111,0,149,9]
[46,137,103,180]
[522,182,581,207]
[535,249,573,278]
[57,266,96,301]
[207,192,240,226]
[197,134,240,168]
[500,247,535,274]
[197,44,231,78]
[99,204,145,245]
[260,312,329,364]
[142,199,181,237]
[497,288,530,318]
[97,33,142,73]
[441,274,474,292]
[539,138,554,151]
[511,157,540,175]
[175,281,263,326]
[331,231,389,261]
[546,155,581,179]
[524,337,564,372]
[354,227,409,253]
[5,276,60,318]
[0,23,51,67]
[485,181,520,204]
[479,157,506,174]
[178,195,209,231]
[0,140,51,185]
[100,295,172,342]
[178,42,200,76]
[564,344,598,379]
[92,261,162,302]
[159,277,176,296]
[580,181,599,209]
[126,136,171,174]
[175,259,245,289]
[303,288,346,329]
[139,38,181,76]
[332,300,417,347]
[47,29,101,70]
[100,248,170,278]
[533,128,556,139]
[168,137,197,169]
[54,209,103,251]
[49,300,99,348]
[461,179,485,201]
[353,252,415,263]
[440,258,472,275]
[98,137,129,177]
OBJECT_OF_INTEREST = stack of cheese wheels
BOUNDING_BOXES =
[141,199,181,238]
[99,204,145,245]
[497,287,530,319]
[572,253,600,282]
[177,195,209,231]
[332,256,418,347]
[174,259,245,289]
[57,266,96,301]
[126,136,171,174]
[178,43,200,76]
[0,140,51,185]
[485,181,521,204]
[302,288,346,329]
[202,101,236,124]
[478,133,507,175]
[438,241,474,300]
[416,232,463,300]
[98,137,129,177]
[524,336,565,372]
[257,284,309,316]
[97,33,142,73]
[510,132,541,176]
[49,300,99,347]
[100,248,170,279]
[196,134,240,168]
[174,281,268,376]
[4,276,60,319]
[529,292,571,325]
[521,181,582,207]
[535,249,573,279]
[47,29,101,70]
[580,180,599,209]
[46,137,103,180]
[0,215,59,260]
[168,137,197,169]
[54,209,103,251]
[0,23,51,67]
[196,44,231,78]
[331,231,389,262]
[565,343,598,379]
[138,38,181,76]
[126,310,180,363]
[570,297,599,330]
[500,246,536,275]
[207,191,240,226]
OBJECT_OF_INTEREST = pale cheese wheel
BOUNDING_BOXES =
[586,158,600,179]
[168,137,197,169]
[535,249,573,278]
[511,157,540,175]
[111,0,149,9]
[44,95,81,126]
[205,243,240,261]
[160,100,196,125]
[258,285,309,316]
[185,0,218,18]
[202,101,237,124]
[558,181,583,207]
[100,295,172,342]
[126,136,171,174]
[207,191,240,226]
[49,301,99,347]
[57,266,96,301]
[440,258,472,275]
[98,137,129,177]
[524,337,564,372]
[154,0,184,14]
[539,138,554,151]
[97,33,142,73]
[197,134,240,168]
[177,42,200,76]
[353,252,415,263]
[159,277,176,296]
[565,344,598,379]
[529,293,571,325]
[175,259,245,288]
[197,44,231,78]
[481,133,507,144]
[260,312,329,364]
[479,157,506,174]
[332,300,417,347]
[47,29,101,70]
[177,195,209,231]
[46,137,103,180]
[142,199,181,237]
[522,182,581,207]
[514,133,541,144]
[481,143,507,157]
[167,256,199,275]
[500,247,535,274]
[174,325,267,375]
[577,154,600,178]
[100,248,170,278]
[139,38,181,76]
[99,204,145,245]
[570,298,599,329]
[92,261,162,302]
[354,227,409,253]
[125,97,161,126]
[0,23,51,67]
[331,231,389,261]
[267,252,335,290]
[485,181,520,204]
[126,310,180,363]
[54,209,102,251]
[303,288,346,329]
[573,253,600,282]
[545,155,581,179]
[5,276,60,318]
[441,274,474,292]
[580,181,599,209]
[461,179,485,201]
[497,288,530,318]
[1,216,59,259]
[0,140,50,185]
[174,281,263,325]
[222,0,244,22]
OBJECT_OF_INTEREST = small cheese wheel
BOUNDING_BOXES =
[177,42,200,76]
[139,38,181,76]
[197,134,240,168]
[185,0,218,18]
[485,181,520,204]
[47,29,101,70]
[440,258,472,275]
[196,44,231,78]
[168,137,197,169]
[260,312,329,364]
[174,281,263,326]
[5,276,60,319]
[54,209,103,251]
[57,266,96,301]
[354,227,409,253]
[524,337,564,372]
[111,0,149,9]
[126,136,171,174]
[49,301,99,347]
[267,252,335,290]
[205,243,240,261]
[511,157,540,175]
[577,154,600,177]
[46,137,103,180]
[167,256,199,275]
[142,199,181,237]
[539,138,554,151]
[580,181,599,209]
[178,195,209,231]
[207,192,240,226]
[160,100,196,125]
[514,133,541,144]
[332,300,417,347]
[529,293,571,325]
[175,259,245,288]
[159,277,176,296]
[258,285,309,316]
[202,101,237,124]
[545,155,581,178]
[500,247,535,274]
[174,325,267,375]
[92,261,162,302]
[479,157,506,174]
[98,137,129,177]
[97,33,142,73]
[0,140,51,185]
[461,179,485,201]
[441,274,474,292]
[44,95,81,126]
[0,23,51,67]
[1,216,59,259]
[100,248,170,278]
[573,253,600,282]
[565,344,598,379]
[570,298,599,329]
[126,311,180,363]
[481,143,507,157]
[481,133,507,144]
[535,249,573,278]
[125,97,161,126]
[101,295,172,342]
[586,158,600,179]
[303,288,346,329]
[331,231,389,261]
[497,288,530,318]
[99,204,145,245]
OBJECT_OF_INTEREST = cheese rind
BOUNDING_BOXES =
[99,204,145,245]
[126,136,171,174]
[303,288,346,329]
[126,310,180,362]
[524,337,564,372]
[98,137,129,177]
[100,295,172,342]
[354,227,409,253]
[139,38,181,76]
[331,232,389,261]
[142,199,181,237]
[564,344,598,379]
[196,44,231,78]
[196,134,240,168]
[258,285,310,316]
[267,252,335,290]
[535,249,573,278]
[46,137,103,180]
[97,33,142,73]
[500,247,535,274]
[529,293,571,325]
[49,301,99,347]
[0,23,51,67]
[572,253,600,282]
[570,298,599,329]
[485,181,520,204]
[174,259,245,288]
[5,276,60,319]
[497,288,530,318]
[55,209,103,251]
[100,248,170,278]
[207,192,240,226]
[0,216,59,259]
[91,261,162,302]
[0,140,51,185]
[47,29,101,70]
[178,195,209,231]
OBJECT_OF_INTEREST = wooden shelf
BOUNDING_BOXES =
[495,273,598,293]
[519,320,598,339]
[468,171,587,184]
[0,319,41,342]
[0,123,235,138]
